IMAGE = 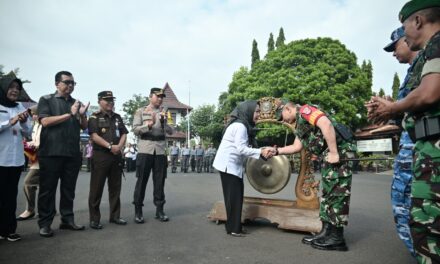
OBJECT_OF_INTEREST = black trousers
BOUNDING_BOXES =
[220,171,244,234]
[89,151,123,222]
[0,166,22,236]
[133,153,167,207]
[38,155,81,228]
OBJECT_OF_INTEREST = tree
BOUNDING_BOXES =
[267,33,275,54]
[392,73,400,100]
[275,27,286,48]
[378,88,385,97]
[251,39,260,68]
[122,94,149,126]
[224,37,373,130]
[179,104,224,145]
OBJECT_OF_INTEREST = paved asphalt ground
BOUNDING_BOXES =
[0,168,415,264]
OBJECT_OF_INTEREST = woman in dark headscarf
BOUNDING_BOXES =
[0,76,32,242]
[213,100,263,237]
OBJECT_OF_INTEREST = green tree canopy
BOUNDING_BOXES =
[251,39,260,68]
[267,33,275,54]
[179,104,224,146]
[392,73,400,100]
[122,94,149,126]
[378,88,385,97]
[275,27,286,48]
[223,37,372,129]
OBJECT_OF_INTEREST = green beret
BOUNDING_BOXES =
[399,0,440,22]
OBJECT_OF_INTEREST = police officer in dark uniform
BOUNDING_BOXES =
[88,91,128,229]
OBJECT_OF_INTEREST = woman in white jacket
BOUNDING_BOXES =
[0,76,31,242]
[213,100,263,237]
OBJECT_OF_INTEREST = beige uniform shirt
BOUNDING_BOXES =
[133,105,173,155]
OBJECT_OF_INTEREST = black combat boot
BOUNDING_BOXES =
[155,205,169,222]
[134,205,144,224]
[311,225,348,251]
[302,221,331,245]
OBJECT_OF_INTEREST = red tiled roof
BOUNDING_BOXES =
[162,83,192,111]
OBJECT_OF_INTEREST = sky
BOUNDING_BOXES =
[1,0,409,113]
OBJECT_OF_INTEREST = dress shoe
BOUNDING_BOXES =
[155,207,169,222]
[39,226,54,237]
[135,206,145,224]
[16,211,35,221]
[5,233,21,242]
[90,221,103,230]
[110,218,127,225]
[59,222,85,231]
[229,232,245,237]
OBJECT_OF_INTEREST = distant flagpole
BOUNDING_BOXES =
[187,80,191,145]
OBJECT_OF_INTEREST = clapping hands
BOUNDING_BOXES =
[365,96,395,125]
[71,100,90,116]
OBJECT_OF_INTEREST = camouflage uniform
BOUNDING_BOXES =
[403,31,440,263]
[391,54,420,257]
[294,105,357,227]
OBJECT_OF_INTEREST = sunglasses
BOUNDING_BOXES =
[60,80,77,86]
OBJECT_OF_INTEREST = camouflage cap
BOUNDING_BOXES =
[384,26,405,52]
[399,0,440,22]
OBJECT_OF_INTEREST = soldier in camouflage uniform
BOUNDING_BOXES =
[270,102,356,251]
[383,26,419,257]
[368,1,440,262]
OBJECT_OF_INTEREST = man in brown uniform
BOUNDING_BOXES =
[132,88,173,223]
[88,91,128,229]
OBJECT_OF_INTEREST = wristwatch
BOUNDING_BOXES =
[107,143,112,150]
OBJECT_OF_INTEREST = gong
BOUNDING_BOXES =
[246,155,291,194]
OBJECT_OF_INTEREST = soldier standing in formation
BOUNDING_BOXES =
[87,91,128,230]
[190,145,196,172]
[132,88,173,223]
[264,102,356,251]
[383,26,419,257]
[169,141,180,173]
[195,143,204,173]
[368,1,440,262]
[180,143,190,173]
[204,143,216,173]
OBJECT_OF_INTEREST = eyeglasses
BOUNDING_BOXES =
[60,80,77,86]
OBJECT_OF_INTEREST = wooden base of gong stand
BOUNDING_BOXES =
[207,196,321,233]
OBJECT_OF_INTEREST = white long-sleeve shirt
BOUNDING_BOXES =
[0,103,32,167]
[213,122,261,179]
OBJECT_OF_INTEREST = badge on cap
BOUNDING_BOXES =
[102,128,106,133]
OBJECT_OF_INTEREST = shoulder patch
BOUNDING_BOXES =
[300,104,326,126]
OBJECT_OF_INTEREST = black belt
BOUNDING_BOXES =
[140,134,165,141]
